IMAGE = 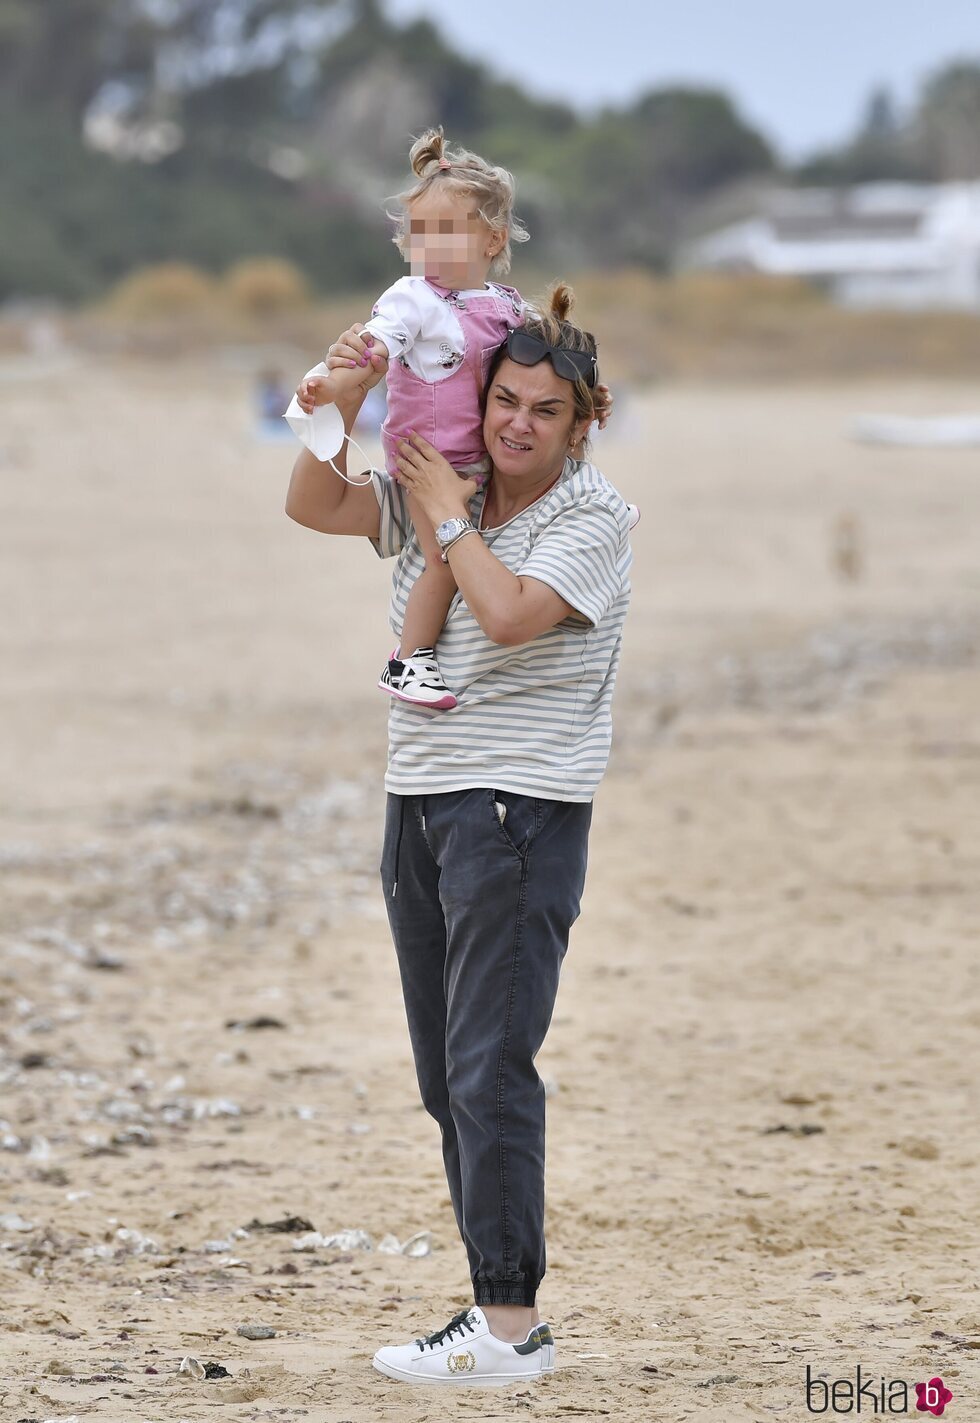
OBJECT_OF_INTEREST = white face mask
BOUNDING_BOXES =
[283,363,379,485]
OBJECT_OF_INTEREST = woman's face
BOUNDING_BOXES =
[484,357,588,480]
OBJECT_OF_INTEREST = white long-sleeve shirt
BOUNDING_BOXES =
[363,275,526,383]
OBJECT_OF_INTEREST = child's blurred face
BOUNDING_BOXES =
[404,188,497,286]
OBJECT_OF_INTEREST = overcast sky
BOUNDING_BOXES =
[384,0,980,159]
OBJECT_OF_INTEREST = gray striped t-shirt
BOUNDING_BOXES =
[370,456,632,802]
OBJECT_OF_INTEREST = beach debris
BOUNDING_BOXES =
[84,949,126,971]
[203,1229,249,1253]
[0,1213,36,1231]
[192,1097,242,1119]
[292,1228,372,1252]
[225,1015,287,1031]
[347,1121,372,1135]
[237,1324,276,1340]
[204,1362,231,1378]
[111,1125,156,1148]
[377,1230,432,1258]
[762,1123,824,1136]
[178,1356,206,1381]
[245,1215,314,1234]
[33,1167,70,1187]
[78,1226,159,1260]
[116,1226,160,1254]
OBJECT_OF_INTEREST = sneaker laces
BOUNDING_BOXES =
[416,1309,477,1351]
[391,654,448,693]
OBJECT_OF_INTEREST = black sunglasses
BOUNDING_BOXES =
[505,328,598,389]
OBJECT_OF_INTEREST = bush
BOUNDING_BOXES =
[222,257,310,316]
[105,262,219,318]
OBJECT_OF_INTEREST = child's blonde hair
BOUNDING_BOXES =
[388,126,530,278]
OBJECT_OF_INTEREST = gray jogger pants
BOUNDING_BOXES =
[380,786,592,1307]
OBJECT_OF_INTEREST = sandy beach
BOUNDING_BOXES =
[1,359,979,1421]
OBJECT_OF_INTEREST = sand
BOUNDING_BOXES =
[1,359,979,1421]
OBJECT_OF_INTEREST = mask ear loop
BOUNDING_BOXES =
[327,429,382,486]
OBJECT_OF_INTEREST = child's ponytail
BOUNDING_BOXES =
[409,127,447,178]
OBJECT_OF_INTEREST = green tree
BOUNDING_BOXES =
[914,61,980,180]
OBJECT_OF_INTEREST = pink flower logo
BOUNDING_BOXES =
[915,1376,953,1416]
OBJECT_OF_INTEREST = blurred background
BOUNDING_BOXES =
[2,0,980,373]
[2,5,979,1416]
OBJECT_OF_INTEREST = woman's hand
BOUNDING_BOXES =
[394,431,476,522]
[326,323,388,392]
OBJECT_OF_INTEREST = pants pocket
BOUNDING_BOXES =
[489,788,540,858]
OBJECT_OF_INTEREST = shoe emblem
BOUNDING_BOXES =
[447,1349,477,1373]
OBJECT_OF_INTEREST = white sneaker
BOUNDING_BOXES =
[372,1306,555,1387]
[378,646,457,710]
[627,503,641,531]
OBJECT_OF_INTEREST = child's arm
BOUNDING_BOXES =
[295,276,431,410]
[295,333,390,412]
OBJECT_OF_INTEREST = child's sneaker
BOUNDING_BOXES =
[372,1305,555,1387]
[627,503,641,530]
[378,647,457,710]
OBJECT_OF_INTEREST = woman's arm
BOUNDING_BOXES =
[444,533,576,645]
[393,432,577,645]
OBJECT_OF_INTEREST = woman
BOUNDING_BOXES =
[285,285,632,1388]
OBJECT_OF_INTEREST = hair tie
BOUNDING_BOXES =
[437,156,451,170]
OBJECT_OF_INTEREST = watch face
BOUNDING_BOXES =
[437,518,465,544]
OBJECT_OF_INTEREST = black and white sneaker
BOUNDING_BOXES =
[372,1306,555,1387]
[627,503,641,530]
[378,646,457,710]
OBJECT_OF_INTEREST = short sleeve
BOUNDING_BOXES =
[369,470,412,559]
[363,277,434,363]
[517,501,626,629]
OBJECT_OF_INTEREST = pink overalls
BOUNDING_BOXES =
[380,279,525,486]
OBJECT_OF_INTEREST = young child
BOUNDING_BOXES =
[293,127,636,709]
[292,126,529,709]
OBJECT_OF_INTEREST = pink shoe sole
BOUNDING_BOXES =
[377,679,457,711]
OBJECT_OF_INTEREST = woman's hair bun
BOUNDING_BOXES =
[409,126,446,178]
[548,281,574,324]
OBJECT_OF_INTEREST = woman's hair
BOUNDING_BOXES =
[484,282,600,451]
[388,126,530,278]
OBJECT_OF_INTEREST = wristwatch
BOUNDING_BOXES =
[435,516,475,552]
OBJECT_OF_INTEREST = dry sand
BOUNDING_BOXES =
[1,360,979,1421]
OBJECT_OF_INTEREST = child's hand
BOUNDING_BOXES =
[295,374,331,413]
[593,382,614,431]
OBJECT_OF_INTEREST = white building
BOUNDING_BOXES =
[683,182,980,311]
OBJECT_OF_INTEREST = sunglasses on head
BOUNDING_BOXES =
[505,328,598,389]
